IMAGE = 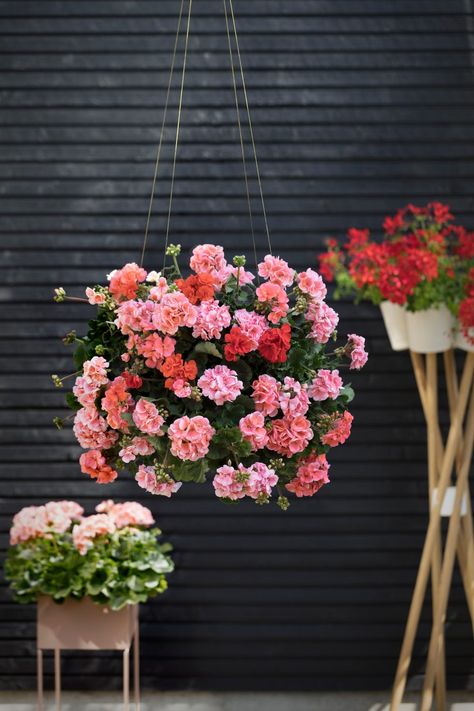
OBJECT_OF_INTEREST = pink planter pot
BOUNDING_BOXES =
[37,596,139,710]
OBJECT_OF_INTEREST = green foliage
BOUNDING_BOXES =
[5,528,173,610]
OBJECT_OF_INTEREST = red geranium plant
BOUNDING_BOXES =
[319,202,474,343]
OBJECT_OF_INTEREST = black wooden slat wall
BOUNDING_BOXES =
[1,0,473,692]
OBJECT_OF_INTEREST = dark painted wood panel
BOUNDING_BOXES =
[0,0,473,693]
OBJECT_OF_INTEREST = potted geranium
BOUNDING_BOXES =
[5,499,173,646]
[52,245,368,508]
[319,202,474,353]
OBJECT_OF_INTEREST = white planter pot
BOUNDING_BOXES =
[406,306,454,354]
[454,324,474,352]
[379,301,409,351]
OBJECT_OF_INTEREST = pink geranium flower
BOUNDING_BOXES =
[119,436,154,464]
[321,411,353,447]
[73,407,118,450]
[79,449,118,484]
[135,332,176,369]
[256,281,289,324]
[239,411,269,451]
[82,356,109,387]
[286,453,330,498]
[108,262,147,302]
[267,415,313,457]
[190,243,227,276]
[251,374,281,417]
[213,462,277,501]
[308,369,343,401]
[347,333,369,370]
[279,376,310,417]
[105,501,154,529]
[297,268,327,301]
[135,465,182,497]
[168,415,215,461]
[306,300,339,343]
[192,299,232,340]
[132,398,165,435]
[258,255,295,288]
[85,288,106,305]
[152,291,197,335]
[198,365,243,406]
[72,514,116,555]
[234,309,269,348]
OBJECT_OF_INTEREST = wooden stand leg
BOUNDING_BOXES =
[37,649,43,711]
[425,354,446,710]
[420,384,474,711]
[123,647,130,711]
[134,620,140,710]
[390,352,474,711]
[54,648,61,711]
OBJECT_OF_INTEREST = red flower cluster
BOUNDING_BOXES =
[175,273,215,305]
[160,354,198,390]
[319,201,473,310]
[258,323,292,363]
[224,326,254,361]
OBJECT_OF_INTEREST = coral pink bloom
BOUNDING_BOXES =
[192,299,232,340]
[321,411,354,447]
[115,300,155,335]
[106,501,154,529]
[82,356,109,387]
[306,300,339,343]
[198,365,243,406]
[171,378,192,398]
[239,411,269,451]
[10,506,48,545]
[246,462,278,500]
[73,407,118,450]
[279,376,310,417]
[152,291,197,335]
[132,398,165,435]
[234,309,269,348]
[101,376,134,431]
[224,265,255,286]
[136,332,176,369]
[267,415,313,457]
[108,262,147,302]
[251,374,281,417]
[286,453,330,498]
[308,369,343,401]
[347,333,369,370]
[213,462,277,501]
[297,268,327,301]
[168,415,215,461]
[258,255,295,288]
[72,514,116,555]
[85,287,106,305]
[190,244,227,276]
[213,464,247,500]
[119,436,154,464]
[255,281,289,323]
[73,375,99,408]
[149,277,169,302]
[79,449,118,484]
[135,465,182,497]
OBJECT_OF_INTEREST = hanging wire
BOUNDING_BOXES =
[140,0,186,268]
[228,0,273,255]
[140,0,272,266]
[162,0,193,270]
[223,0,259,274]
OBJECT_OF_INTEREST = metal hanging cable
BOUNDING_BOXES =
[223,0,259,274]
[140,0,186,267]
[139,0,273,266]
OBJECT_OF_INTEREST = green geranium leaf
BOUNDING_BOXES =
[193,342,223,359]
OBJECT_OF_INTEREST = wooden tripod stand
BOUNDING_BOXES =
[390,350,474,710]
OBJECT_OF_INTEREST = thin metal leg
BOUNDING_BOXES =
[134,623,140,710]
[37,649,43,711]
[54,648,61,711]
[123,647,130,711]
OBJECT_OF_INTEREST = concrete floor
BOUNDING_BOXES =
[0,691,472,711]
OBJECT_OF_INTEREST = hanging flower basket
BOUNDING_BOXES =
[319,202,474,354]
[53,247,368,509]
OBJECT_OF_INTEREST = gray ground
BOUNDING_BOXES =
[0,691,472,711]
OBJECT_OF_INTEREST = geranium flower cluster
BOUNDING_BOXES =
[6,499,173,609]
[54,245,368,509]
[319,202,474,342]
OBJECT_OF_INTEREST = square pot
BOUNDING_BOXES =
[37,596,137,650]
